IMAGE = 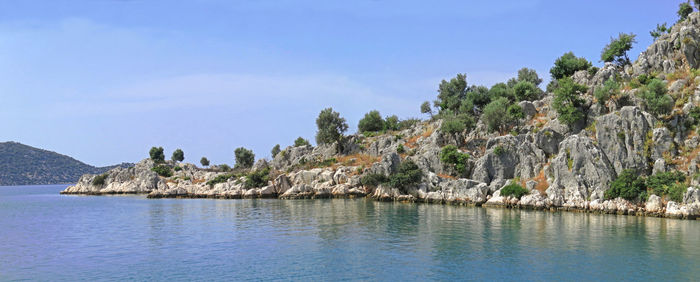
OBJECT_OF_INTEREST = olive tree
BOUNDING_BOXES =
[149,146,165,163]
[358,110,385,132]
[550,52,592,80]
[600,33,637,66]
[315,108,348,145]
[420,101,433,117]
[200,157,210,167]
[171,148,184,162]
[234,147,255,169]
[553,77,588,126]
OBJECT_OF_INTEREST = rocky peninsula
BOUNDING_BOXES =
[63,12,700,220]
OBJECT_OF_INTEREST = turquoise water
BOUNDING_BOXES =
[1,185,698,281]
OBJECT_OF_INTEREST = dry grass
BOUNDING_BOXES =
[532,170,549,195]
[405,125,434,149]
[334,154,380,169]
[192,178,206,184]
[678,146,700,171]
[437,173,456,180]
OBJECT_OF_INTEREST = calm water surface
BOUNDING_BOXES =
[0,185,698,281]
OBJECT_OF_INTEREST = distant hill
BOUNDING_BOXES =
[0,141,133,186]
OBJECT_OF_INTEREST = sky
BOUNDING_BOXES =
[0,0,682,167]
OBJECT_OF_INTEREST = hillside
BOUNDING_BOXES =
[0,142,132,186]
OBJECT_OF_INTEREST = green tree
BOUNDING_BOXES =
[550,52,592,80]
[234,147,255,169]
[149,146,165,163]
[388,160,423,191]
[508,67,543,87]
[200,157,210,167]
[513,80,541,101]
[553,77,588,126]
[171,148,184,162]
[271,144,281,158]
[420,101,433,116]
[506,103,525,121]
[440,145,470,175]
[640,79,673,115]
[488,82,516,101]
[501,183,528,199]
[293,137,311,147]
[465,85,491,109]
[218,164,231,172]
[601,33,637,66]
[605,169,646,200]
[358,110,385,132]
[679,2,693,21]
[650,23,669,39]
[440,113,474,134]
[434,73,468,113]
[594,78,620,105]
[482,97,510,132]
[384,115,400,131]
[315,108,348,144]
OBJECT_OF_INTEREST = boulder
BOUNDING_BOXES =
[595,106,655,175]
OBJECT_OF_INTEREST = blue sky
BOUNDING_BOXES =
[0,0,681,166]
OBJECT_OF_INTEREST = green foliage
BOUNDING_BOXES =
[588,66,600,76]
[513,80,541,101]
[358,110,385,132]
[650,23,669,39]
[218,164,231,172]
[501,183,528,199]
[550,52,592,80]
[640,79,673,115]
[515,67,543,86]
[173,166,182,171]
[207,173,235,187]
[507,104,525,121]
[92,173,108,186]
[435,73,468,113]
[637,74,651,85]
[315,108,348,144]
[667,183,687,202]
[388,160,423,191]
[688,107,700,128]
[384,115,400,131]
[553,77,588,126]
[171,148,184,162]
[493,145,505,156]
[695,0,700,10]
[271,144,281,158]
[678,2,693,21]
[600,33,637,65]
[482,97,510,132]
[594,78,620,105]
[397,118,421,130]
[200,157,210,167]
[244,167,270,188]
[440,145,470,175]
[488,82,516,101]
[151,165,173,177]
[360,173,388,187]
[397,144,405,154]
[420,101,433,116]
[465,85,491,108]
[149,146,165,163]
[440,113,474,134]
[605,169,646,200]
[294,137,311,147]
[647,171,686,197]
[234,147,255,169]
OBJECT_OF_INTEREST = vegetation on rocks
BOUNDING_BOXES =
[500,183,528,199]
[200,157,210,167]
[234,147,255,169]
[553,77,588,126]
[151,165,173,177]
[605,169,646,200]
[149,147,165,163]
[640,79,673,115]
[171,149,184,162]
[440,145,469,175]
[600,33,636,66]
[316,108,348,145]
[358,110,385,133]
[294,137,311,147]
[550,52,592,80]
[92,173,108,186]
[244,167,270,188]
[388,160,423,192]
[271,144,281,158]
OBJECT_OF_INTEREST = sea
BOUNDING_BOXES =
[0,185,698,281]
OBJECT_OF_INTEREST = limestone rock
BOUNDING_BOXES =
[595,106,655,175]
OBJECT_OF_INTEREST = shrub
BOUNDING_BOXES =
[207,173,235,187]
[515,67,543,86]
[506,104,525,121]
[397,144,405,154]
[513,80,541,101]
[493,145,505,156]
[553,77,588,126]
[678,2,693,21]
[588,66,599,76]
[398,118,421,130]
[689,107,700,128]
[640,79,673,115]
[550,52,592,80]
[171,149,184,162]
[488,82,516,102]
[361,173,388,187]
[650,23,669,39]
[152,165,173,177]
[219,164,231,172]
[358,110,385,132]
[92,173,108,186]
[465,86,492,108]
[605,169,646,200]
[271,144,281,158]
[384,115,400,131]
[173,166,182,171]
[234,147,255,169]
[316,108,348,144]
[294,137,311,147]
[440,145,470,175]
[600,33,637,66]
[482,97,510,132]
[667,183,687,202]
[200,157,210,167]
[647,171,686,197]
[244,167,270,188]
[149,146,165,163]
[594,78,620,105]
[440,114,474,134]
[501,183,528,199]
[388,160,423,191]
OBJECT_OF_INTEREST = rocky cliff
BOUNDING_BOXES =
[62,13,700,220]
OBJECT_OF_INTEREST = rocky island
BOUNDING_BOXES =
[63,11,700,220]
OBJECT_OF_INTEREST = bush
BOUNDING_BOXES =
[515,67,543,86]
[171,149,184,162]
[594,78,620,105]
[173,166,182,171]
[149,146,165,163]
[152,165,173,177]
[397,144,405,154]
[488,82,516,101]
[650,23,669,39]
[440,145,470,175]
[600,33,637,66]
[640,79,673,115]
[244,167,270,188]
[605,169,646,200]
[316,108,348,144]
[398,118,421,130]
[553,77,588,126]
[361,173,388,187]
[550,52,592,80]
[667,183,687,202]
[219,164,231,172]
[207,173,235,187]
[200,157,210,167]
[358,110,385,132]
[513,80,541,101]
[388,160,423,191]
[384,115,400,131]
[501,183,528,199]
[506,104,525,121]
[294,137,311,147]
[234,147,255,169]
[482,97,510,132]
[465,86,492,108]
[92,173,108,186]
[271,144,281,158]
[647,171,686,197]
[440,114,474,134]
[678,2,693,21]
[493,145,505,156]
[689,107,700,127]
